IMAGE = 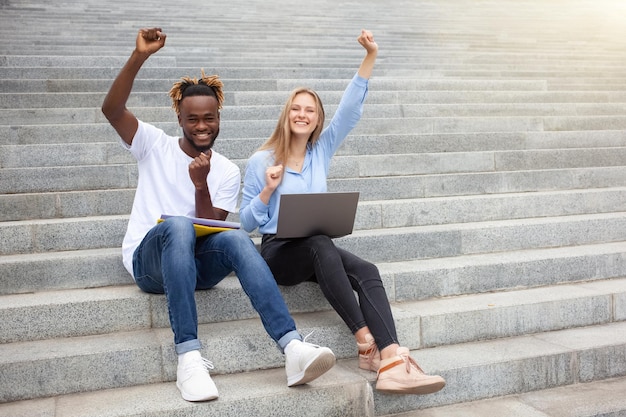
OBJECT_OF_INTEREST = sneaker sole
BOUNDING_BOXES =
[287,349,336,387]
[176,381,219,402]
[376,378,446,395]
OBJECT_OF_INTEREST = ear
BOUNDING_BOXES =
[177,113,182,127]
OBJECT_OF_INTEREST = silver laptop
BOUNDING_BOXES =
[275,192,359,239]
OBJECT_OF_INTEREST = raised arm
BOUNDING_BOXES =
[357,29,378,79]
[101,28,167,145]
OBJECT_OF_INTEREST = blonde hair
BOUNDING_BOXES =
[259,88,325,165]
[168,69,224,115]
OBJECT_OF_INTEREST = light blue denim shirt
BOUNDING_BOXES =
[240,72,369,234]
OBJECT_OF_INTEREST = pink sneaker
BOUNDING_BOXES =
[376,347,445,395]
[357,333,380,371]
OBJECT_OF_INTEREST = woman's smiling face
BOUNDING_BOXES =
[289,92,319,139]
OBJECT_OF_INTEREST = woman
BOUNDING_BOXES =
[240,29,445,395]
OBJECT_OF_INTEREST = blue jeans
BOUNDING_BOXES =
[132,216,300,355]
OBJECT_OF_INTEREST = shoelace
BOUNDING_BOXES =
[399,353,425,375]
[184,357,214,374]
[301,331,320,347]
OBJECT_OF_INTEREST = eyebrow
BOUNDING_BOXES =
[291,104,316,110]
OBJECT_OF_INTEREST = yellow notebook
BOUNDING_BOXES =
[157,215,240,237]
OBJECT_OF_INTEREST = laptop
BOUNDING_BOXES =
[275,192,359,239]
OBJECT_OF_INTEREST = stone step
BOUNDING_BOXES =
[0,363,371,417]
[2,128,625,154]
[6,370,626,417]
[3,161,626,196]
[379,376,626,417]
[3,228,626,296]
[332,166,626,200]
[0,247,129,294]
[3,127,626,159]
[2,316,626,413]
[3,256,626,344]
[0,78,555,93]
[0,189,135,222]
[2,131,626,175]
[1,37,622,53]
[0,116,547,146]
[2,177,624,223]
[3,112,626,147]
[22,56,613,69]
[2,65,626,81]
[5,102,626,129]
[4,141,626,175]
[2,210,626,260]
[1,50,623,66]
[0,66,363,80]
[16,51,620,65]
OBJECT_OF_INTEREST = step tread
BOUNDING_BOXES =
[380,376,626,417]
[3,321,626,416]
[2,276,626,362]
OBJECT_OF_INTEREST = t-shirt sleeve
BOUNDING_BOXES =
[210,157,241,214]
[120,120,161,161]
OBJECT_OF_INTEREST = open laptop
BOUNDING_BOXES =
[275,192,359,239]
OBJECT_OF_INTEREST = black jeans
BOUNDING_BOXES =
[262,234,399,351]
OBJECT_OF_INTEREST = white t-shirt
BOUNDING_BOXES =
[120,120,240,278]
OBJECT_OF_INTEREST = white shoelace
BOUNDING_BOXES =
[302,330,317,345]
[183,356,214,374]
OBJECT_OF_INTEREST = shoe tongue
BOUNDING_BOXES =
[180,350,202,364]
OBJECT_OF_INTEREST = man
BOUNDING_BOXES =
[101,27,335,402]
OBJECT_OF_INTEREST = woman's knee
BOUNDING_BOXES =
[361,261,380,277]
[305,235,337,257]
[307,234,334,246]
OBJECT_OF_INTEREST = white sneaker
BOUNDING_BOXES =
[284,339,335,386]
[176,350,219,401]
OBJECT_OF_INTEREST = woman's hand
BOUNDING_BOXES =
[356,29,377,79]
[259,164,284,204]
[265,164,284,191]
[357,29,378,54]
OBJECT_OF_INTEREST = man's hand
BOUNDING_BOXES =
[189,151,212,191]
[136,27,166,56]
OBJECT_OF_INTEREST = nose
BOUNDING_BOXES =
[196,118,208,130]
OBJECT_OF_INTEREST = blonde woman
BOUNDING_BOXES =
[240,29,445,395]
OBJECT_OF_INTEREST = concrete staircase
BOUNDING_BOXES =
[3,0,626,415]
